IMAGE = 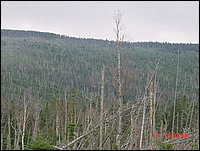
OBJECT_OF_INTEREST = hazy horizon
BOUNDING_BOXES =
[2,28,199,44]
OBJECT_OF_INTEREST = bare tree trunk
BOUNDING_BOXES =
[22,94,28,150]
[16,118,22,150]
[180,112,184,132]
[64,92,68,141]
[197,108,199,131]
[185,102,192,132]
[56,99,60,145]
[114,9,124,148]
[172,50,179,134]
[140,97,147,150]
[11,122,17,149]
[189,101,194,130]
[129,105,135,150]
[100,65,105,150]
[129,105,141,150]
[149,82,153,147]
[32,112,40,141]
[177,112,179,132]
[73,110,77,150]
[153,74,157,133]
[6,114,11,150]
[160,119,163,139]
[152,76,157,148]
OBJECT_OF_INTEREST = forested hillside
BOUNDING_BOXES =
[1,29,199,100]
[1,29,199,150]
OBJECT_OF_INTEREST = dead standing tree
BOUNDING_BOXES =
[99,64,105,150]
[172,50,179,134]
[22,91,30,150]
[114,9,125,148]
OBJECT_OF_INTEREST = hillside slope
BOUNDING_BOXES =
[1,29,199,101]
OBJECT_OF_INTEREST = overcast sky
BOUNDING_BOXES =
[1,1,199,43]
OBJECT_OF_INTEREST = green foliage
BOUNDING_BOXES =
[112,143,119,150]
[68,123,76,140]
[175,95,188,113]
[190,141,198,150]
[25,133,55,150]
[156,141,173,150]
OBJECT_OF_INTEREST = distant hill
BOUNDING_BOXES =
[1,29,198,53]
[1,29,199,101]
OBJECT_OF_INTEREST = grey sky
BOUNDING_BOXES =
[1,1,199,43]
